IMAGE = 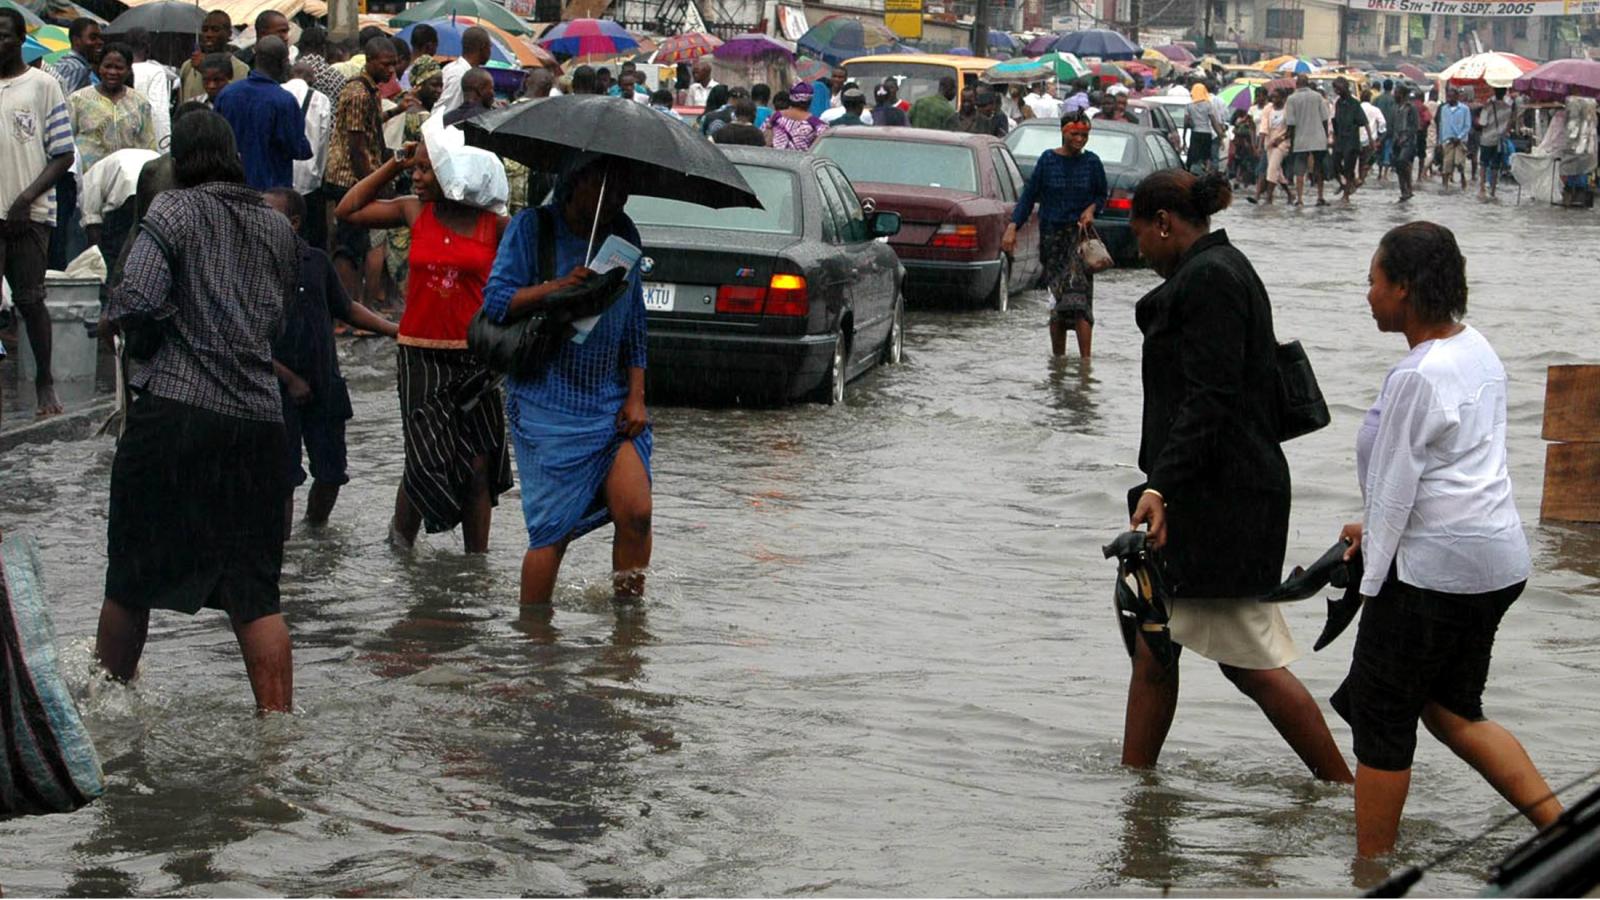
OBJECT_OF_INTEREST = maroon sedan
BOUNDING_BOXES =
[813,127,1040,311]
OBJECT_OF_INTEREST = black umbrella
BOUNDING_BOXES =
[459,94,761,212]
[105,1,206,35]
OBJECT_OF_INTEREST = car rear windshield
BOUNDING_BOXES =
[844,62,956,104]
[815,138,977,193]
[1009,128,1135,169]
[626,165,799,235]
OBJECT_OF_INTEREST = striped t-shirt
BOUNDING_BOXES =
[0,67,74,226]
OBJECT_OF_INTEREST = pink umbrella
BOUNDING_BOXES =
[1513,58,1600,100]
[1152,43,1194,63]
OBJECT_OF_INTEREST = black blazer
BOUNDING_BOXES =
[1134,229,1289,598]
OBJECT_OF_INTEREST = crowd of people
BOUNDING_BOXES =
[0,5,1568,865]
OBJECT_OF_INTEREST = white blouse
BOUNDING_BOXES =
[1355,325,1531,597]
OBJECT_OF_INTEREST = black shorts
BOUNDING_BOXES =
[1293,149,1327,177]
[1479,144,1504,168]
[283,394,350,489]
[1331,573,1525,772]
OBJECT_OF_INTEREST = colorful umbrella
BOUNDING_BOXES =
[1218,81,1254,111]
[1397,63,1427,82]
[1152,43,1193,63]
[21,33,49,63]
[1275,57,1317,74]
[390,0,532,36]
[796,15,906,67]
[473,18,560,69]
[395,19,516,65]
[713,32,795,63]
[1123,60,1155,81]
[1037,50,1090,81]
[31,23,67,52]
[1088,61,1133,85]
[792,55,832,84]
[1049,29,1140,61]
[1513,58,1600,100]
[1,0,45,30]
[655,31,722,64]
[1258,54,1298,73]
[537,18,638,59]
[1440,51,1537,88]
[979,56,1053,84]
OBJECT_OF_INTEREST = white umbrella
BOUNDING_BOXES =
[1439,51,1539,88]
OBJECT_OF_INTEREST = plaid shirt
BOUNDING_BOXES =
[108,182,299,422]
[324,73,383,189]
[48,52,93,96]
[299,53,347,102]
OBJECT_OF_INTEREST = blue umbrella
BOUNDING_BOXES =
[987,31,1016,52]
[22,34,49,64]
[1050,28,1141,61]
[394,19,514,65]
[796,15,909,67]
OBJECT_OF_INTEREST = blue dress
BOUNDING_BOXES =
[482,206,652,550]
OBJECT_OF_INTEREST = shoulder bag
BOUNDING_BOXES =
[1274,339,1330,442]
[466,207,630,378]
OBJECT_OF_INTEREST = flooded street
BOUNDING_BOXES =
[3,191,1599,896]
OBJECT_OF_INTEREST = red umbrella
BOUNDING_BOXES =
[1397,63,1428,82]
[656,31,723,64]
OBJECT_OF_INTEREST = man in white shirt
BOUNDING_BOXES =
[687,58,717,107]
[79,147,158,255]
[434,26,490,117]
[1359,89,1386,183]
[283,64,333,249]
[1024,82,1061,119]
[127,29,176,150]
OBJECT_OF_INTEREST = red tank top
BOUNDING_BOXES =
[398,204,499,349]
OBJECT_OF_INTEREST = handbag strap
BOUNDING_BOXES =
[535,205,556,286]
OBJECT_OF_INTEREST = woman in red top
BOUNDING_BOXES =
[336,140,512,552]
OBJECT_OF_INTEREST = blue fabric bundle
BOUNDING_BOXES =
[1,535,105,817]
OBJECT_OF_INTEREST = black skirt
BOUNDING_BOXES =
[397,345,514,534]
[105,393,287,624]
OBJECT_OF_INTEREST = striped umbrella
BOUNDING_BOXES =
[656,31,722,63]
[1440,51,1537,88]
[1218,81,1254,112]
[22,33,49,63]
[793,55,832,84]
[1038,51,1090,81]
[537,18,639,59]
[980,56,1053,85]
[1275,57,1317,74]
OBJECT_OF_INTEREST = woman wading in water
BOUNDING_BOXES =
[1122,169,1353,783]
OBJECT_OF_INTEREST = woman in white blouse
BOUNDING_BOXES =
[1335,222,1561,857]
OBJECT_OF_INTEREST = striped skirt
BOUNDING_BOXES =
[396,345,514,534]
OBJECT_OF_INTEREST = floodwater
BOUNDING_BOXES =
[3,187,1599,896]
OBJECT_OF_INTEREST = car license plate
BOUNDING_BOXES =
[643,282,675,311]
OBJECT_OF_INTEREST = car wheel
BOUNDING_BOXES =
[820,332,848,406]
[884,298,904,365]
[986,256,1011,312]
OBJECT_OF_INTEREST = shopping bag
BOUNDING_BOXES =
[1080,225,1114,274]
[1,534,105,817]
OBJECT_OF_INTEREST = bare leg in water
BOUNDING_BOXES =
[1354,703,1563,857]
[1073,320,1093,360]
[1122,639,1353,782]
[460,455,493,554]
[95,599,292,714]
[518,441,652,606]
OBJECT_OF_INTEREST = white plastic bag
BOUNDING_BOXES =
[424,121,509,215]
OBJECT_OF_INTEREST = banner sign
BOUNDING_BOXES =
[885,0,923,39]
[1348,0,1600,16]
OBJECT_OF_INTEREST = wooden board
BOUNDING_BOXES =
[1541,442,1600,523]
[1541,365,1600,443]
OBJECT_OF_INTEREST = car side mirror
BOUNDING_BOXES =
[869,210,901,238]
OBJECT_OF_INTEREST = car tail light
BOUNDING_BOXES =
[765,274,809,317]
[715,284,765,314]
[930,223,979,251]
[713,275,809,317]
[1106,196,1133,213]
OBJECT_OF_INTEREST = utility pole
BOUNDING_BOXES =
[1202,0,1212,52]
[973,0,990,56]
[1130,0,1140,44]
[1336,0,1349,63]
[328,0,357,43]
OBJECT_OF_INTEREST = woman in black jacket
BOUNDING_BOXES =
[1121,170,1352,783]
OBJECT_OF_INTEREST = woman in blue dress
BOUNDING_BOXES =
[481,156,652,608]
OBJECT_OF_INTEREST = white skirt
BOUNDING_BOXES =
[1170,597,1301,670]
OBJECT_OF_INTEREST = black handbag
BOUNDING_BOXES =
[1274,339,1330,442]
[467,207,630,378]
